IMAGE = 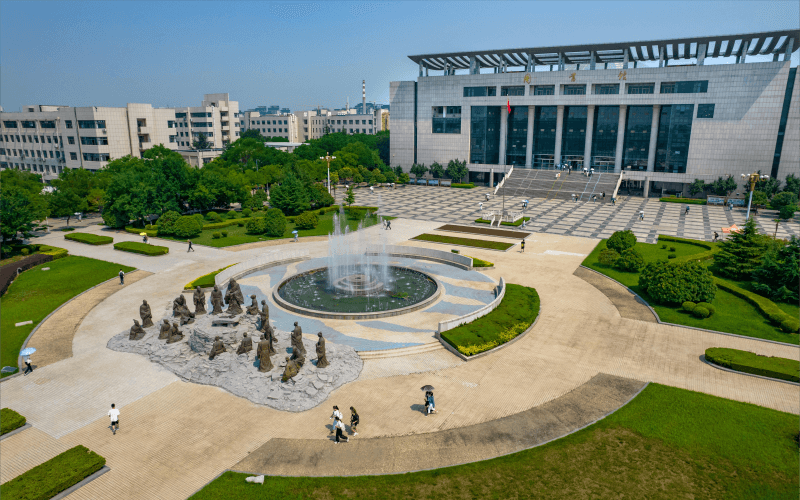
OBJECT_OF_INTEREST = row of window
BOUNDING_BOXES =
[2,162,65,174]
[464,81,708,98]
[4,119,75,129]
[2,133,61,144]
[252,119,289,125]
[1,148,62,159]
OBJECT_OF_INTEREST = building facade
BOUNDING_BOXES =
[239,112,299,142]
[299,109,383,141]
[391,30,799,193]
[0,94,239,180]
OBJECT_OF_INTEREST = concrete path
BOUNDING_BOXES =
[573,266,658,323]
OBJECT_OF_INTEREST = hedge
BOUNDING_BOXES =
[412,233,514,251]
[660,197,707,205]
[125,226,158,237]
[0,445,106,500]
[470,257,494,268]
[714,279,799,333]
[0,408,26,435]
[451,183,475,189]
[64,232,114,246]
[38,245,68,260]
[705,347,799,383]
[114,241,169,256]
[658,235,720,265]
[184,264,235,290]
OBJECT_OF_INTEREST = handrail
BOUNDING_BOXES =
[493,165,514,195]
[438,277,505,333]
[365,244,473,269]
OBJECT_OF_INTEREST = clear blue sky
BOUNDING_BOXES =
[1,1,797,112]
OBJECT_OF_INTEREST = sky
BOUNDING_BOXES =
[1,1,797,113]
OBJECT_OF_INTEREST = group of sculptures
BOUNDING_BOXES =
[127,278,329,381]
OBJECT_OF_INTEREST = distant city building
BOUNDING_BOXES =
[299,108,382,141]
[239,112,299,142]
[0,93,240,179]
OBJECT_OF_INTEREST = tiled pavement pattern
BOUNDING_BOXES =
[345,186,800,243]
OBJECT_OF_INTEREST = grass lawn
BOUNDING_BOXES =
[0,445,106,500]
[0,256,135,377]
[0,408,26,435]
[440,284,539,356]
[190,383,799,500]
[184,264,236,290]
[582,237,797,345]
[705,347,799,383]
[412,234,515,251]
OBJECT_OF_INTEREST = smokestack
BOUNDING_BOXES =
[362,80,366,115]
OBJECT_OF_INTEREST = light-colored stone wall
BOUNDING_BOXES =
[389,81,415,170]
[777,70,799,181]
[240,112,298,142]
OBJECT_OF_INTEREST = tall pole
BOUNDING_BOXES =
[320,152,336,195]
[742,172,768,220]
[746,189,754,220]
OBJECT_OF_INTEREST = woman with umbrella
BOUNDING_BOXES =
[292,230,299,243]
[21,347,36,375]
[422,385,437,415]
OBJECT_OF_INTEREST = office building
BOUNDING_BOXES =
[239,112,299,142]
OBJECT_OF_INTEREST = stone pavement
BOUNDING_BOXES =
[573,267,658,323]
[0,220,797,499]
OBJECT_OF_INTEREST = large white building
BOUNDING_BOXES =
[239,112,299,142]
[390,30,799,195]
[299,108,382,141]
[0,93,239,180]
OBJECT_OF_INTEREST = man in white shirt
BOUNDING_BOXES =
[329,406,342,434]
[108,404,120,435]
[333,417,348,443]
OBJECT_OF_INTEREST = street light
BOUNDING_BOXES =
[521,199,528,225]
[320,152,336,195]
[741,172,769,220]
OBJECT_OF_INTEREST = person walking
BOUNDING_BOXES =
[108,404,120,435]
[601,191,605,199]
[23,355,33,375]
[520,239,525,253]
[713,231,719,242]
[612,197,616,206]
[386,220,391,230]
[329,405,342,434]
[333,416,348,443]
[187,240,194,252]
[349,407,359,436]
[425,391,437,415]
[119,269,125,285]
[685,206,690,215]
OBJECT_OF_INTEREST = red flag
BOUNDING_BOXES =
[507,99,511,114]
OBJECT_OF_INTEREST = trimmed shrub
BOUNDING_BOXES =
[226,210,237,219]
[692,306,710,318]
[294,211,318,230]
[242,208,252,218]
[212,232,221,239]
[173,216,203,238]
[245,217,267,235]
[156,210,181,236]
[681,301,696,312]
[114,241,169,255]
[319,209,326,215]
[192,213,205,224]
[607,230,636,253]
[451,183,475,189]
[705,347,799,382]
[221,231,228,237]
[451,249,459,254]
[714,279,799,333]
[661,244,667,249]
[206,211,222,222]
[38,245,68,260]
[598,249,620,266]
[696,302,716,316]
[781,319,799,333]
[264,208,287,237]
[1,408,26,435]
[639,261,716,305]
[20,248,29,256]
[64,232,113,245]
[669,247,676,252]
[237,221,245,227]
[347,208,366,220]
[668,254,676,259]
[614,248,645,272]
[0,445,106,500]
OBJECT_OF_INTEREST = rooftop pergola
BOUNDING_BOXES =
[408,29,799,73]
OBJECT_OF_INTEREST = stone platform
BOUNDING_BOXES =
[107,313,363,412]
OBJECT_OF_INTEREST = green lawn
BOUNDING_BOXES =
[184,264,235,290]
[0,408,26,435]
[412,233,515,251]
[0,445,106,500]
[190,383,799,500]
[706,347,799,383]
[582,237,797,344]
[0,256,135,376]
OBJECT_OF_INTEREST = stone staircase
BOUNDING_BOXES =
[357,341,444,360]
[497,169,620,203]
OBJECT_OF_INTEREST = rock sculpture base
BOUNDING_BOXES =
[107,313,362,412]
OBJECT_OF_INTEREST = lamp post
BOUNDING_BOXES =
[320,152,336,194]
[741,172,769,220]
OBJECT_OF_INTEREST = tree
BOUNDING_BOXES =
[410,163,428,179]
[393,165,403,177]
[445,159,468,182]
[754,176,781,197]
[192,133,212,150]
[344,185,355,206]
[375,131,390,166]
[263,208,287,237]
[614,248,645,272]
[1,187,45,253]
[751,236,799,302]
[784,173,800,197]
[639,260,716,305]
[269,172,309,215]
[398,172,410,184]
[769,191,798,211]
[48,188,88,226]
[429,162,445,179]
[294,211,319,230]
[714,217,770,280]
[156,211,181,235]
[309,184,334,208]
[706,176,737,197]
[173,216,203,238]
[750,191,768,207]
[688,179,706,196]
[606,230,636,253]
[779,203,798,221]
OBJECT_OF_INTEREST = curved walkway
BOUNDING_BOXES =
[573,266,657,323]
[233,373,646,477]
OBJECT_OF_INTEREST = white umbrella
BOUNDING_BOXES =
[20,347,36,356]
[292,230,298,234]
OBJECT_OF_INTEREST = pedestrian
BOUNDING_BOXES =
[713,231,719,242]
[119,269,125,285]
[485,193,490,202]
[333,416,348,443]
[329,405,342,434]
[520,239,525,253]
[23,355,33,375]
[685,206,690,215]
[386,220,391,230]
[601,192,605,199]
[370,186,374,194]
[293,233,299,242]
[639,211,644,221]
[612,197,616,206]
[143,234,148,244]
[108,404,120,435]
[187,240,194,252]
[425,391,437,415]
[349,407,359,436]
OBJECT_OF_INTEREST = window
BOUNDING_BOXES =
[49,150,53,158]
[83,153,110,162]
[70,152,77,160]
[655,104,694,174]
[169,135,176,143]
[627,83,654,94]
[168,121,176,128]
[78,120,105,128]
[22,136,26,143]
[563,85,586,95]
[21,121,36,128]
[660,80,708,94]
[65,120,73,129]
[192,122,212,127]
[369,120,373,124]
[40,120,56,128]
[68,136,75,144]
[593,84,619,95]
[175,113,187,118]
[191,112,211,117]
[349,120,354,124]
[532,85,555,96]
[697,104,715,118]
[3,121,17,128]
[0,148,4,155]
[55,151,60,158]
[470,106,501,164]
[622,106,654,171]
[80,136,109,145]
[463,86,497,97]
[432,106,462,134]
[54,137,58,144]
[501,86,525,96]
[34,136,39,143]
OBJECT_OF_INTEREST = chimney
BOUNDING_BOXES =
[362,80,366,114]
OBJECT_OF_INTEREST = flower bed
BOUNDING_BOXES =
[705,347,799,382]
[412,234,514,251]
[64,232,114,246]
[113,241,169,256]
[0,445,106,500]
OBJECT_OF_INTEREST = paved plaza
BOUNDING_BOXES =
[1,198,798,499]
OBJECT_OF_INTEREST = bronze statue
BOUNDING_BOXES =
[193,287,206,315]
[290,322,306,364]
[236,332,253,355]
[173,294,195,324]
[258,300,270,329]
[282,356,300,382]
[224,279,244,307]
[315,332,329,368]
[257,334,273,372]
[166,322,184,344]
[263,324,276,354]
[246,295,259,315]
[129,319,146,341]
[226,291,243,315]
[209,336,227,359]
[139,300,153,328]
[158,319,172,340]
[210,285,224,315]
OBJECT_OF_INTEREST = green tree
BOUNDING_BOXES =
[375,131,390,165]
[48,188,88,226]
[269,172,310,215]
[398,172,410,184]
[754,176,781,197]
[393,165,403,177]
[192,132,212,150]
[688,179,706,196]
[769,191,798,211]
[784,173,800,197]
[263,208,287,237]
[714,217,770,280]
[344,185,355,206]
[639,260,716,305]
[606,230,637,253]
[410,163,428,179]
[706,176,737,197]
[188,184,215,211]
[309,184,334,208]
[445,159,468,182]
[779,203,797,220]
[384,170,397,183]
[429,162,445,179]
[0,187,46,253]
[750,191,768,207]
[751,236,799,302]
[156,211,181,235]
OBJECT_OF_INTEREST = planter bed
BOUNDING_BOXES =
[705,347,799,383]
[0,408,26,435]
[184,264,236,290]
[412,234,514,251]
[475,217,531,227]
[114,241,169,256]
[0,445,105,500]
[64,233,113,245]
[660,197,707,205]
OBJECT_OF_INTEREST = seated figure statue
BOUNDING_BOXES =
[263,324,277,355]
[173,294,195,325]
[193,287,206,315]
[257,334,273,372]
[236,332,253,355]
[209,336,226,359]
[281,356,300,382]
[290,322,305,365]
[315,332,329,368]
[166,322,184,344]
[226,292,244,315]
[158,319,172,340]
[224,279,244,307]
[210,285,224,315]
[139,300,154,328]
[246,295,259,315]
[129,319,146,341]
